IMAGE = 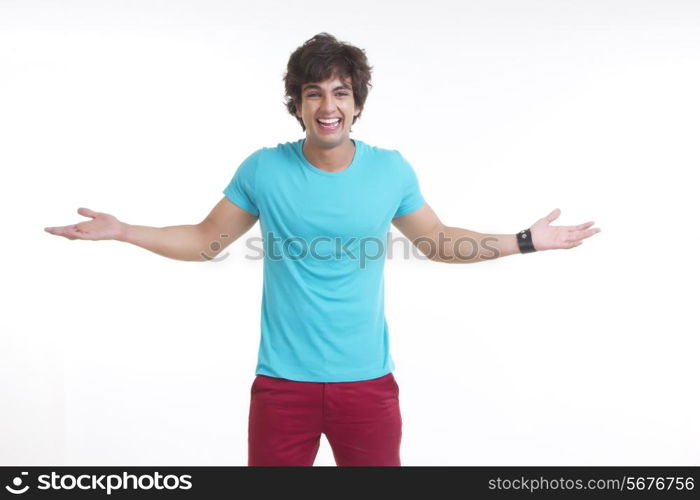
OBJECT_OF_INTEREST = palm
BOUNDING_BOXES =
[529,208,601,251]
[44,208,123,241]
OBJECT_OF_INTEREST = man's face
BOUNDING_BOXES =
[296,75,361,149]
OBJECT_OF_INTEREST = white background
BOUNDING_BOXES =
[1,0,698,466]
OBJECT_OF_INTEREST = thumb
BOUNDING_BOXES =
[543,208,561,224]
[77,207,99,219]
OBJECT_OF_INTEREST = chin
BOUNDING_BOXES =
[309,133,348,147]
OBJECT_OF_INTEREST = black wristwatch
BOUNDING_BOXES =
[517,228,536,253]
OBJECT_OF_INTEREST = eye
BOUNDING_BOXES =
[304,92,350,98]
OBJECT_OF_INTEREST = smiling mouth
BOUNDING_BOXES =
[316,118,341,131]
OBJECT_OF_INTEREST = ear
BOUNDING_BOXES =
[354,106,362,117]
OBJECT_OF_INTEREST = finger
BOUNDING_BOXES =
[44,226,66,236]
[544,208,561,223]
[580,227,601,239]
[573,221,595,230]
[567,227,601,242]
[45,225,80,240]
[78,207,99,219]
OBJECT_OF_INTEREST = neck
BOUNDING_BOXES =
[302,137,356,173]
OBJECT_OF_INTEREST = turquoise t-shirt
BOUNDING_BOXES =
[223,138,425,382]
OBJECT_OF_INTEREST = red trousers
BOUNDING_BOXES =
[248,372,402,466]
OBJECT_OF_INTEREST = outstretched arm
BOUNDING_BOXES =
[392,204,601,264]
[44,197,258,262]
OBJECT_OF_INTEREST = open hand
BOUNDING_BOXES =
[529,208,601,251]
[44,208,124,241]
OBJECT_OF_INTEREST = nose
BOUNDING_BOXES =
[320,93,336,113]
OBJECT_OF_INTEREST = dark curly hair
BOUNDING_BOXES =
[283,32,373,131]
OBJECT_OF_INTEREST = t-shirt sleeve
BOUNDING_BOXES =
[392,151,426,218]
[223,149,261,216]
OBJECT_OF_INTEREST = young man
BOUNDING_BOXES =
[44,33,601,466]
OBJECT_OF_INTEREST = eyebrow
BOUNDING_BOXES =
[302,84,352,92]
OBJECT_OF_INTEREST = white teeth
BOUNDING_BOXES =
[318,118,340,124]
